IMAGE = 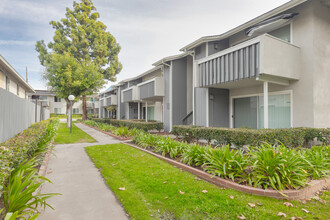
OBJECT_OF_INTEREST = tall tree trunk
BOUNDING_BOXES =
[82,95,87,121]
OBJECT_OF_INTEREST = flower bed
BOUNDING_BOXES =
[132,132,330,195]
[0,119,59,189]
[91,118,163,132]
[172,125,330,148]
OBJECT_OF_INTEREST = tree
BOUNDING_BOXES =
[36,0,122,120]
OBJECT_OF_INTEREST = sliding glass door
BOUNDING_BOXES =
[234,97,258,129]
[234,93,291,129]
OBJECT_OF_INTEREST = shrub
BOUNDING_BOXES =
[92,118,163,132]
[301,145,330,179]
[248,143,308,191]
[0,119,59,191]
[172,125,330,148]
[181,144,210,167]
[204,146,248,181]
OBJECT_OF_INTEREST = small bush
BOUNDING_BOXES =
[182,144,210,167]
[172,125,330,148]
[92,118,163,132]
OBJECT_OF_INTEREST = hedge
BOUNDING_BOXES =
[0,119,59,190]
[91,118,163,132]
[172,125,330,148]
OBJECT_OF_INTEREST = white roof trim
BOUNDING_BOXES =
[0,54,35,93]
[180,0,307,51]
[152,52,191,66]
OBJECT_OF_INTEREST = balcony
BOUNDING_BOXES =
[122,86,139,103]
[106,94,117,106]
[86,101,93,108]
[137,77,164,101]
[198,34,300,87]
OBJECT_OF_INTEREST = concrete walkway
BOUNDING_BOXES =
[39,123,129,220]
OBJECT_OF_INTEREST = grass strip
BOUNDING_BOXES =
[85,143,329,220]
[54,123,96,144]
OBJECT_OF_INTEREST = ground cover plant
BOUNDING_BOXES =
[133,132,330,191]
[86,144,329,220]
[50,114,82,119]
[54,123,96,144]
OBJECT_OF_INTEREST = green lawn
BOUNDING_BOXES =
[85,144,329,220]
[54,123,96,144]
[50,114,82,119]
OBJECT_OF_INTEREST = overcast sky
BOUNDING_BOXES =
[0,0,290,91]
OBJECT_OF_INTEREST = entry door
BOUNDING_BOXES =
[234,97,258,129]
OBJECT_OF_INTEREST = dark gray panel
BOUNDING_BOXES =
[208,39,230,56]
[129,102,138,119]
[139,81,155,100]
[106,97,111,106]
[123,90,132,102]
[195,43,207,60]
[194,88,207,126]
[172,57,187,126]
[209,88,229,127]
[163,66,170,131]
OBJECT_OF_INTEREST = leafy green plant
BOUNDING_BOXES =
[92,118,163,132]
[182,144,210,166]
[2,158,59,218]
[204,145,248,181]
[112,126,131,137]
[301,145,330,179]
[248,143,307,191]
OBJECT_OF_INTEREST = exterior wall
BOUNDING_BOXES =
[154,101,163,122]
[186,55,193,113]
[0,88,49,142]
[209,88,229,127]
[142,69,162,82]
[19,87,25,99]
[172,58,187,126]
[312,0,330,128]
[129,102,138,119]
[119,84,127,119]
[48,96,83,114]
[208,39,229,56]
[195,43,207,60]
[163,66,171,131]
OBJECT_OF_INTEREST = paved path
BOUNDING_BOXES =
[39,123,129,220]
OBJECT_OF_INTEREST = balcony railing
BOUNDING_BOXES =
[122,86,139,103]
[137,77,164,101]
[106,94,117,106]
[198,34,300,87]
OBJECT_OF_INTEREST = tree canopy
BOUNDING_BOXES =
[36,0,122,97]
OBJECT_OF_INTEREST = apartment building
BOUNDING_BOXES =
[28,90,98,115]
[0,54,35,98]
[100,0,330,131]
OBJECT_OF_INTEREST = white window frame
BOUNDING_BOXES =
[230,90,293,129]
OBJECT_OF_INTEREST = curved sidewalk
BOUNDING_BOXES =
[39,123,129,220]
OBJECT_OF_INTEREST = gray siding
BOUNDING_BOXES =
[172,58,187,125]
[119,84,127,119]
[0,88,49,143]
[163,66,171,131]
[106,97,111,106]
[194,43,207,60]
[194,88,207,126]
[129,102,138,119]
[208,39,229,56]
[139,81,155,100]
[128,78,143,87]
[123,89,132,103]
[209,88,229,127]
[200,43,260,87]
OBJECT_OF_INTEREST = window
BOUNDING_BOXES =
[6,76,9,91]
[73,108,79,114]
[39,96,48,101]
[234,93,291,129]
[54,108,61,114]
[268,24,291,43]
[54,96,62,102]
[16,84,19,96]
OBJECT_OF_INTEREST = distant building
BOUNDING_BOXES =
[28,90,98,115]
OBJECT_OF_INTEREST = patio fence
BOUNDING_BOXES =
[0,88,50,142]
